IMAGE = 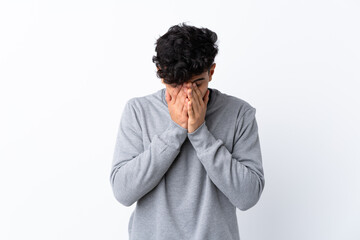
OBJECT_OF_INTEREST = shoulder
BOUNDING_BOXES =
[213,88,256,119]
[124,88,164,112]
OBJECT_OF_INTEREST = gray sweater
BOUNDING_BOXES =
[110,87,265,240]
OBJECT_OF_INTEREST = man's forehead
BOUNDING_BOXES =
[168,72,207,87]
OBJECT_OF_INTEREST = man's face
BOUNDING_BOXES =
[162,63,216,100]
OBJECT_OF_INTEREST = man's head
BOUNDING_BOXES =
[152,22,218,99]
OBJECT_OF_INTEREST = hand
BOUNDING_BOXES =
[186,83,210,133]
[165,85,189,129]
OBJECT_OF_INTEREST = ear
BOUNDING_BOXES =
[208,63,216,82]
[210,63,216,76]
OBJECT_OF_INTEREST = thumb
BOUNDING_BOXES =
[183,98,188,114]
[187,98,193,117]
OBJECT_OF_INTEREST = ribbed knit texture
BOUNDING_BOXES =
[110,87,265,240]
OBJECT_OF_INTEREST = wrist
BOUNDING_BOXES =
[188,120,204,133]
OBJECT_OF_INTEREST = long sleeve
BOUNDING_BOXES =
[109,99,188,207]
[187,107,265,211]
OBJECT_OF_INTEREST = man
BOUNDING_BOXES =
[109,22,265,240]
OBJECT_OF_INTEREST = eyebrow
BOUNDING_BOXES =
[191,78,205,83]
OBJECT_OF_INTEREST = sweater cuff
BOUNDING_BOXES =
[187,121,218,153]
[159,120,188,150]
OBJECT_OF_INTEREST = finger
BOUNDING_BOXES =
[188,87,200,113]
[192,83,203,106]
[183,87,190,101]
[176,85,186,107]
[183,97,189,115]
[182,82,191,96]
[187,98,194,118]
[180,92,188,113]
[182,84,188,94]
[172,85,182,102]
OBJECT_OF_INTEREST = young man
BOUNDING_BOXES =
[109,23,265,240]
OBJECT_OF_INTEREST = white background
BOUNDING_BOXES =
[1,0,359,239]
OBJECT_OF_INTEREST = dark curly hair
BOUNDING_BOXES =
[152,22,219,86]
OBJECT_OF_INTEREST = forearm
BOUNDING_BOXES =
[188,121,265,211]
[110,120,187,206]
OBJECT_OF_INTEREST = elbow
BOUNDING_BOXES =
[111,182,136,207]
[110,171,136,207]
[113,190,135,207]
[238,175,265,211]
[238,196,260,211]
